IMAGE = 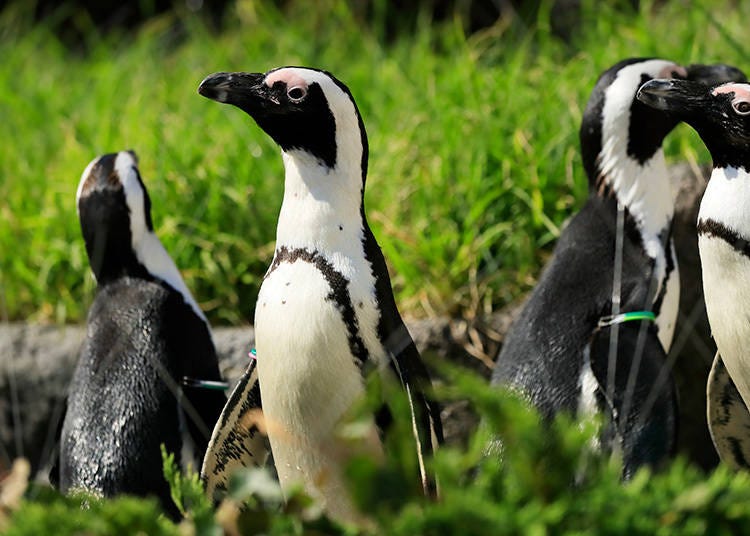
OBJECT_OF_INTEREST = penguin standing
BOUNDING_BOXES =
[198,67,443,522]
[59,151,227,516]
[638,78,750,469]
[491,59,744,476]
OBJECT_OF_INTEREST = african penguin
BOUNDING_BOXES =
[638,78,750,469]
[59,151,227,517]
[491,59,744,477]
[198,67,443,522]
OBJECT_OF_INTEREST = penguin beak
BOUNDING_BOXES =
[636,79,711,116]
[685,63,747,86]
[198,71,270,114]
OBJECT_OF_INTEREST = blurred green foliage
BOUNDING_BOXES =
[5,368,750,534]
[1,0,749,325]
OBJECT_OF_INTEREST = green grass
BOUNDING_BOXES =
[2,0,750,325]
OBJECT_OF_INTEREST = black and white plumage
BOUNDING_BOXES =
[491,59,745,476]
[638,78,750,469]
[197,67,443,521]
[201,357,267,499]
[59,151,226,517]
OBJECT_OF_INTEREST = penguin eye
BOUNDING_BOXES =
[733,100,750,115]
[287,86,307,103]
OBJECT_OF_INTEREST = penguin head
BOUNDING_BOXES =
[638,80,750,171]
[76,150,153,282]
[198,67,368,183]
[580,58,746,189]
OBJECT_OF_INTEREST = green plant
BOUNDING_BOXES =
[7,366,750,534]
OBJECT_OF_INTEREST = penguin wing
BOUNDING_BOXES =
[382,322,444,497]
[200,358,269,499]
[588,321,678,476]
[163,292,228,464]
[363,224,443,494]
[707,352,750,469]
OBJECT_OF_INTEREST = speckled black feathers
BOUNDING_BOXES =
[60,153,226,517]
[201,359,267,498]
[60,278,225,515]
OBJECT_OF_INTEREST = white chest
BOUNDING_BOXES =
[254,257,383,516]
[699,166,750,411]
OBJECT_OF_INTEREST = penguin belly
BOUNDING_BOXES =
[699,235,750,410]
[255,260,383,520]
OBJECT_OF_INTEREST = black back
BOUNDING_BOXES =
[60,276,226,517]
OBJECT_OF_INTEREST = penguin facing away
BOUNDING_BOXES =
[638,78,750,469]
[59,151,227,516]
[491,59,745,477]
[198,67,443,522]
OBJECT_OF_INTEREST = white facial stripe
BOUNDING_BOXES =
[713,83,750,98]
[117,151,147,241]
[76,156,99,215]
[264,67,351,110]
[599,59,676,236]
[114,151,208,324]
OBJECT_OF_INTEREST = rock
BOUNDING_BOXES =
[0,324,81,479]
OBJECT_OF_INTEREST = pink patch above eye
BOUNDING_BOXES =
[712,83,750,100]
[265,69,309,91]
[657,64,687,79]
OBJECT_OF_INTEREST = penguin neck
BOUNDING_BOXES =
[126,218,208,323]
[698,165,750,237]
[274,149,366,255]
[596,143,673,258]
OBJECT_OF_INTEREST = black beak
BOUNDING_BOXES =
[686,63,747,86]
[636,78,712,116]
[198,71,268,110]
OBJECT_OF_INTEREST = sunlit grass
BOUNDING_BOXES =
[1,0,749,325]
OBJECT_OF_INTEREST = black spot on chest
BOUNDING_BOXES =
[699,217,750,258]
[267,246,370,367]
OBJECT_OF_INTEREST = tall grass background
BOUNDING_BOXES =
[1,0,749,325]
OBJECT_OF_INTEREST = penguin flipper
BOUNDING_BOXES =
[161,293,228,467]
[383,323,443,497]
[200,359,269,500]
[589,321,678,477]
[707,352,750,470]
